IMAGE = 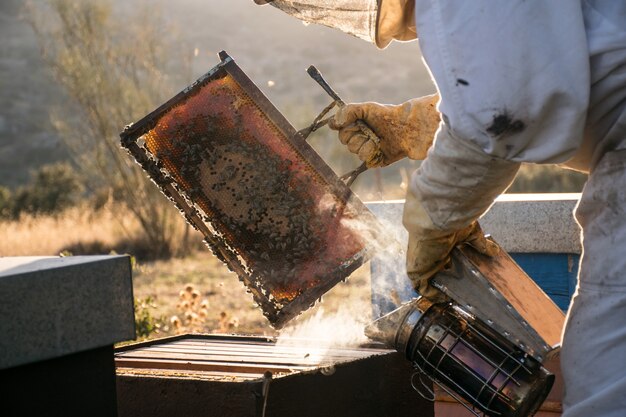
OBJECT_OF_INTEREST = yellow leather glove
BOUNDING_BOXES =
[403,193,499,302]
[328,94,440,167]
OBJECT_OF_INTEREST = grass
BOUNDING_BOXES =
[132,253,371,339]
[0,204,373,340]
[0,204,137,256]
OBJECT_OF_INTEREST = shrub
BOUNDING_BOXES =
[10,162,83,218]
[134,296,164,340]
[0,186,11,219]
[26,0,195,258]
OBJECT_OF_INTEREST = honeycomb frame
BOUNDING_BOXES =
[120,51,382,327]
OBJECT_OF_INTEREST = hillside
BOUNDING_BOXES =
[0,0,68,186]
[0,0,435,190]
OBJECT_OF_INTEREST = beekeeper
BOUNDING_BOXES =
[255,1,626,416]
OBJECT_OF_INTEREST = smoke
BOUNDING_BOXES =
[340,200,419,317]
[275,201,416,366]
[345,201,413,300]
[276,304,370,365]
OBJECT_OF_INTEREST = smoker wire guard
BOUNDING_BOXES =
[119,51,383,328]
[403,298,554,417]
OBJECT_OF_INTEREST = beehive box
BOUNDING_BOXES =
[115,334,434,417]
[1,256,134,417]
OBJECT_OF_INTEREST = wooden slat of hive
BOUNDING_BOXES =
[115,336,392,377]
[168,337,389,352]
[140,340,388,359]
[125,347,357,365]
[115,357,310,375]
[119,350,313,365]
[115,367,262,382]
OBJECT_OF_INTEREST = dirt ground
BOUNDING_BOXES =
[132,250,373,340]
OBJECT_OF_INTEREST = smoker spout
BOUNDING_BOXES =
[364,297,432,352]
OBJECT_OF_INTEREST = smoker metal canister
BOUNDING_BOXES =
[365,298,555,417]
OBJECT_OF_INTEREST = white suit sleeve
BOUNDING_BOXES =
[407,126,520,231]
[409,0,591,230]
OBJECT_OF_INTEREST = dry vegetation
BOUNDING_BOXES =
[0,204,372,339]
[0,201,197,258]
[0,204,132,257]
[133,253,371,338]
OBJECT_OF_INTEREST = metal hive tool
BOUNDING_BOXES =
[120,51,387,328]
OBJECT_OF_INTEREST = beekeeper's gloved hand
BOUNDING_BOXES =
[328,94,440,167]
[403,193,499,302]
[403,123,520,302]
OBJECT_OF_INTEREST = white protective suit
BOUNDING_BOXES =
[262,0,626,413]
[405,1,626,416]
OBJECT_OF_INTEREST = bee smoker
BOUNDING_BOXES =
[365,241,564,417]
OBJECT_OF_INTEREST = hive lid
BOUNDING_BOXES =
[0,256,134,369]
